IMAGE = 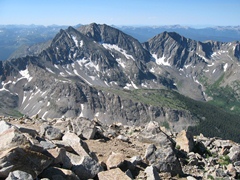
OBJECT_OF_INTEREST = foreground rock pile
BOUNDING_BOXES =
[0,116,240,179]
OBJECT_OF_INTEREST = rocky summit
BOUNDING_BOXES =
[0,116,240,179]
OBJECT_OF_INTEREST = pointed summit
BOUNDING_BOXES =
[78,23,102,42]
[78,23,151,63]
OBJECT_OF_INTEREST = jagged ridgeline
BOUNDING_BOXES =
[0,23,240,142]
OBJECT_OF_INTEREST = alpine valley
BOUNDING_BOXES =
[1,23,240,142]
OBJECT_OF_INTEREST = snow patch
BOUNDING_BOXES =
[207,63,215,67]
[104,81,110,87]
[218,50,228,54]
[79,40,84,47]
[150,67,155,73]
[76,58,100,72]
[47,102,50,106]
[23,103,30,110]
[54,64,60,69]
[76,58,88,66]
[102,43,135,60]
[184,63,191,69]
[42,91,47,96]
[64,68,74,75]
[123,83,132,90]
[89,76,96,80]
[19,68,33,82]
[0,86,11,93]
[131,81,138,89]
[80,104,86,117]
[211,52,217,57]
[233,45,236,52]
[46,68,55,74]
[59,72,65,76]
[141,83,148,88]
[22,92,27,105]
[223,63,228,72]
[72,35,80,48]
[196,53,209,63]
[85,61,100,71]
[193,76,201,85]
[42,111,48,120]
[95,112,99,117]
[116,58,126,68]
[36,109,42,115]
[73,69,92,85]
[152,54,171,66]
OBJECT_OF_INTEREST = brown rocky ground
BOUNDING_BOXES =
[86,138,147,163]
[1,116,240,180]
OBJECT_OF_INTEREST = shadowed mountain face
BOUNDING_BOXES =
[1,23,240,133]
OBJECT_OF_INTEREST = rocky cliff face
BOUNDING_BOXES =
[144,31,240,101]
[0,23,240,133]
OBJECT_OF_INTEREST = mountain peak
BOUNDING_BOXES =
[162,31,188,43]
[67,26,76,32]
[78,23,102,42]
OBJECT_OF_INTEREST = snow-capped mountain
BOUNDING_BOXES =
[0,23,240,132]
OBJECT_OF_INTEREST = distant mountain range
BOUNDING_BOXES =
[1,24,240,60]
[0,24,81,60]
[117,25,240,42]
[1,23,240,142]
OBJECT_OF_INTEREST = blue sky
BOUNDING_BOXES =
[0,0,239,27]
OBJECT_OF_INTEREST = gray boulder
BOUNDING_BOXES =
[0,127,30,151]
[130,155,143,166]
[106,152,125,169]
[138,121,174,148]
[187,176,197,180]
[62,132,90,156]
[213,139,233,148]
[41,125,63,140]
[228,145,240,163]
[39,167,80,180]
[63,152,82,169]
[72,155,103,180]
[71,117,97,139]
[227,163,237,178]
[40,140,57,149]
[145,165,160,180]
[47,147,67,166]
[0,120,12,134]
[144,144,183,176]
[0,147,52,179]
[6,170,33,180]
[175,130,194,153]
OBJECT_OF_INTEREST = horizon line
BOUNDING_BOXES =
[0,23,240,29]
